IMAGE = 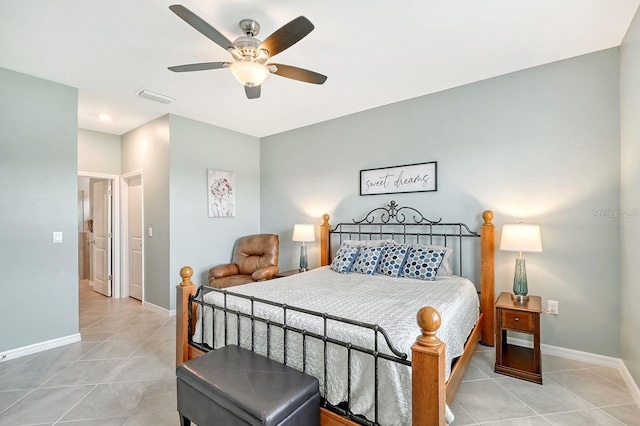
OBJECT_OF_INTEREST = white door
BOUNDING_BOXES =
[90,180,112,297]
[128,178,143,300]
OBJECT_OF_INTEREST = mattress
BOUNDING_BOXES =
[193,266,479,425]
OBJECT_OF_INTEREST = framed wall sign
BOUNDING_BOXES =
[208,169,236,217]
[360,161,437,196]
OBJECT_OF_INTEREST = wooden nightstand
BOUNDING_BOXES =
[494,292,542,384]
[275,269,304,278]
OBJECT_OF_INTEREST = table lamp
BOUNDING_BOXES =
[499,223,543,303]
[293,224,315,272]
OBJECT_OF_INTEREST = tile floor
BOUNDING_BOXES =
[0,281,638,425]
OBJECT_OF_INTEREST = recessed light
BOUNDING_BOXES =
[98,114,112,121]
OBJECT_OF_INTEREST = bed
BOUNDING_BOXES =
[176,202,496,426]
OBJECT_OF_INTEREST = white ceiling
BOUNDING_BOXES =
[1,1,638,138]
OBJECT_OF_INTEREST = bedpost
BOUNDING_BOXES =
[176,266,197,366]
[481,210,495,346]
[320,214,331,266]
[412,307,446,426]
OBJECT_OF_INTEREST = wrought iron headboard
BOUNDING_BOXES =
[329,201,481,281]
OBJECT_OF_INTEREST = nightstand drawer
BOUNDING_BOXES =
[502,310,534,332]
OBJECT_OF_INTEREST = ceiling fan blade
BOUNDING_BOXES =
[168,62,227,72]
[169,5,233,51]
[260,16,314,58]
[245,85,261,99]
[270,64,327,85]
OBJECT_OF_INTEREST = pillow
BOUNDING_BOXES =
[330,244,360,273]
[340,239,390,248]
[411,244,454,277]
[351,245,385,275]
[402,246,448,281]
[376,242,409,277]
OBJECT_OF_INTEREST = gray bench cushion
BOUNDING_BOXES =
[177,345,319,425]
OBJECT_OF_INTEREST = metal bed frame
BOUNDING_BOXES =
[184,201,484,425]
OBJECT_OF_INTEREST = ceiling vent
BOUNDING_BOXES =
[136,88,175,104]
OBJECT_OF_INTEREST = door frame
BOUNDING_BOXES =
[78,172,120,298]
[120,170,144,302]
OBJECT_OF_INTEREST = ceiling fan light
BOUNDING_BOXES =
[256,48,269,62]
[229,61,270,87]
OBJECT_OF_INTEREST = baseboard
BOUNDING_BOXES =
[142,301,176,317]
[620,362,640,407]
[508,336,640,406]
[0,333,81,363]
[507,337,621,368]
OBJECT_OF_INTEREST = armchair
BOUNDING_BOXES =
[208,234,279,289]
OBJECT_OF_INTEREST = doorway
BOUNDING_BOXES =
[121,172,144,302]
[91,178,112,296]
[78,176,114,297]
[77,173,120,298]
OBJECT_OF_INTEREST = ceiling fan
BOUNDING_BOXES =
[168,5,327,99]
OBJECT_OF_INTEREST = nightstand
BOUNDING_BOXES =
[275,269,304,278]
[494,292,542,384]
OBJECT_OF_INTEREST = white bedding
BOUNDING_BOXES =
[193,266,479,425]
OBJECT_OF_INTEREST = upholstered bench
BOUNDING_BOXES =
[176,345,320,426]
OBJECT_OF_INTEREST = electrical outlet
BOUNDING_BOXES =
[547,300,559,315]
[52,232,63,244]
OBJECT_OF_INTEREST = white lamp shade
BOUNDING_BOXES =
[292,224,315,242]
[499,224,542,253]
[229,61,270,87]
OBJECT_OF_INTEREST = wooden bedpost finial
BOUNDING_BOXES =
[416,306,442,347]
[482,210,494,225]
[180,266,193,286]
[322,214,330,226]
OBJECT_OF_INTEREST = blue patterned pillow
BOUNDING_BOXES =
[330,244,360,273]
[377,242,409,277]
[401,247,447,281]
[351,245,385,275]
[412,244,454,277]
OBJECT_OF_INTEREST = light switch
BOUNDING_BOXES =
[148,227,153,237]
[53,232,63,244]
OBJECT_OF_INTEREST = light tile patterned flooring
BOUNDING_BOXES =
[0,280,638,425]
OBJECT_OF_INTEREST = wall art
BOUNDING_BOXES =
[360,162,437,196]
[208,169,236,217]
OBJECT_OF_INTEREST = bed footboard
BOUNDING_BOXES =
[176,267,451,426]
[176,266,199,365]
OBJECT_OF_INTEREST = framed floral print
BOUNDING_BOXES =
[207,169,236,218]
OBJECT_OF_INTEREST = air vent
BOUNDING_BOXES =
[136,88,175,104]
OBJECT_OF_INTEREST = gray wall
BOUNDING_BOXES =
[261,49,622,356]
[0,67,79,352]
[620,8,640,383]
[121,115,170,309]
[120,114,261,311]
[168,115,261,309]
[78,128,121,175]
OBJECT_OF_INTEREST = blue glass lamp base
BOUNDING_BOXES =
[299,245,308,272]
[511,257,529,303]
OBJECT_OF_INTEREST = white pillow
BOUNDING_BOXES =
[340,239,390,248]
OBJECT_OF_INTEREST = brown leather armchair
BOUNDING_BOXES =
[208,234,279,289]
